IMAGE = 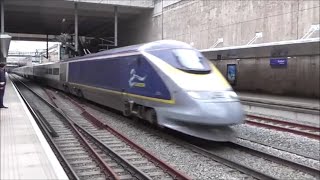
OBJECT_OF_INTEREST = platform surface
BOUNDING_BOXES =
[0,75,68,179]
[237,91,320,110]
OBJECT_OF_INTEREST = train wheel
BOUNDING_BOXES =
[146,108,158,126]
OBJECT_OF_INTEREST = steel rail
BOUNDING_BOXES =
[245,116,320,140]
[186,143,277,180]
[61,89,319,180]
[73,123,153,180]
[247,114,320,131]
[241,100,320,115]
[43,86,121,180]
[63,116,120,180]
[11,75,119,180]
[59,91,191,180]
[44,88,160,179]
[10,75,79,180]
[226,142,320,179]
[45,89,153,180]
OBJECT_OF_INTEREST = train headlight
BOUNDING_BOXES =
[187,91,238,100]
[224,91,238,99]
[187,91,211,99]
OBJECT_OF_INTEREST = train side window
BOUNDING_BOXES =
[48,68,53,74]
[53,68,59,75]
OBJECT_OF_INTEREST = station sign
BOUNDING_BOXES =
[270,58,287,66]
[227,64,237,85]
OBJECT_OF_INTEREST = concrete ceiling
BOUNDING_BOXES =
[2,0,152,38]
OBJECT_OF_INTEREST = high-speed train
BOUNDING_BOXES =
[13,40,244,141]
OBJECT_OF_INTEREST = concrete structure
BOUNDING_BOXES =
[122,0,320,48]
[214,54,319,98]
[201,38,320,98]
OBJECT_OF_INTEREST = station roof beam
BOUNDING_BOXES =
[3,0,152,37]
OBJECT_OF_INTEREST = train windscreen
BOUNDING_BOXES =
[147,49,211,74]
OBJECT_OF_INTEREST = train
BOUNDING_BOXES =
[12,40,244,141]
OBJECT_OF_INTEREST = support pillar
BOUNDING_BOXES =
[46,34,49,59]
[0,0,11,63]
[1,0,4,33]
[114,6,118,47]
[74,2,78,54]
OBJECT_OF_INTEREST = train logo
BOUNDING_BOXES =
[128,69,147,88]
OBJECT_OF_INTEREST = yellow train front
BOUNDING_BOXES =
[13,40,244,141]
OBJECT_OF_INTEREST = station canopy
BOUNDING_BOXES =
[4,0,152,40]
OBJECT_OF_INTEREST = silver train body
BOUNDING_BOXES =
[13,40,244,141]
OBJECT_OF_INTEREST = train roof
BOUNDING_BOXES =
[62,40,193,62]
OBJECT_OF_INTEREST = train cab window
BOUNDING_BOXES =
[173,49,205,70]
[147,49,211,74]
[53,68,59,75]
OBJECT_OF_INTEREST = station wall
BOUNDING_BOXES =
[157,0,320,48]
[122,0,319,48]
[212,55,320,98]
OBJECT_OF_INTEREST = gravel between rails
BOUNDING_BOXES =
[56,93,319,180]
[208,146,317,179]
[234,138,320,171]
[234,124,320,161]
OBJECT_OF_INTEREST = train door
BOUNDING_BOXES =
[122,55,145,117]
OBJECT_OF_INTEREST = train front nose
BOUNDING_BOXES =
[200,101,245,125]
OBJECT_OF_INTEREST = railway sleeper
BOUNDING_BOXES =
[118,174,135,180]
[60,147,86,153]
[90,134,116,139]
[68,159,96,166]
[73,164,99,171]
[54,137,78,141]
[116,151,137,156]
[110,148,134,153]
[58,143,82,148]
[137,165,159,171]
[103,144,126,149]
[123,155,144,160]
[77,171,106,180]
[66,155,91,161]
[100,140,122,144]
[147,171,167,178]
[54,140,79,145]
[89,132,113,137]
[75,166,101,174]
[130,160,150,165]
[63,150,87,156]
[56,134,77,138]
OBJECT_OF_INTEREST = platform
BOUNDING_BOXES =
[0,75,68,179]
[237,91,320,126]
[238,92,320,110]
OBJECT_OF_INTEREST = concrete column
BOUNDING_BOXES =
[74,2,78,53]
[114,6,118,47]
[161,0,164,40]
[1,0,4,33]
[46,34,49,59]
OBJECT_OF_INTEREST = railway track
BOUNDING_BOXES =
[51,88,288,180]
[10,75,190,180]
[53,87,320,180]
[245,114,320,140]
[225,141,320,178]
